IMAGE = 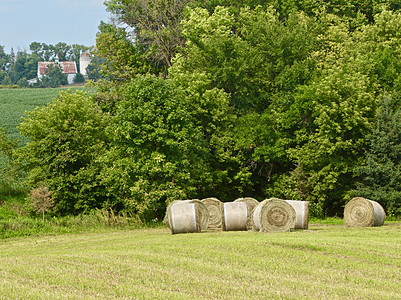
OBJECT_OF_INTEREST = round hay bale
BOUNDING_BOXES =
[223,202,248,231]
[168,201,200,234]
[201,197,225,231]
[344,197,386,227]
[253,198,296,232]
[164,200,209,231]
[234,197,259,230]
[285,200,309,229]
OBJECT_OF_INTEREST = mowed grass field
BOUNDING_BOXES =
[0,221,400,299]
[0,87,95,140]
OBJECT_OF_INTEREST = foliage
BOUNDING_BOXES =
[29,42,91,68]
[5,2,401,219]
[104,0,191,73]
[95,22,156,82]
[99,75,211,220]
[354,95,401,215]
[73,72,85,84]
[168,70,253,200]
[16,91,109,215]
[93,22,160,112]
[280,67,377,215]
[12,51,40,81]
[0,128,25,196]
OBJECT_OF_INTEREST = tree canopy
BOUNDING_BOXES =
[13,0,401,219]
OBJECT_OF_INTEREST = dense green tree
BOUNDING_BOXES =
[73,73,85,84]
[94,22,159,112]
[13,52,40,81]
[0,45,8,71]
[170,6,322,199]
[95,22,156,82]
[1,74,12,86]
[99,76,212,219]
[16,91,109,214]
[105,0,191,73]
[169,70,253,199]
[354,95,401,215]
[86,55,104,82]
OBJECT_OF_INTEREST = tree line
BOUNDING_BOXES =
[0,42,102,87]
[4,0,401,221]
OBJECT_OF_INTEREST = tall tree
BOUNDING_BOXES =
[105,0,191,74]
[355,95,401,215]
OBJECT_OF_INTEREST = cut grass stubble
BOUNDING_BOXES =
[0,222,400,299]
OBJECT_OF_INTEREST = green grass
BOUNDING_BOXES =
[0,87,96,141]
[0,222,400,299]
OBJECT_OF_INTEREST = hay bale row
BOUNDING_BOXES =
[344,197,385,227]
[164,196,387,234]
[164,198,312,234]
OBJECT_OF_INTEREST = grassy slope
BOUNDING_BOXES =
[0,87,95,140]
[0,222,400,299]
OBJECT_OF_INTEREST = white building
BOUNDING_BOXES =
[79,52,91,78]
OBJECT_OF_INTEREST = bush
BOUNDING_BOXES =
[16,91,109,214]
[74,73,85,84]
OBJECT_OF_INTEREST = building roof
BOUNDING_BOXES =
[38,61,77,75]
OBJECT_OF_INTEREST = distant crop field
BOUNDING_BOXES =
[0,222,400,299]
[0,87,95,141]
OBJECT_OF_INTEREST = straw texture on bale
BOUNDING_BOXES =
[285,200,309,229]
[253,198,296,232]
[223,202,248,231]
[201,198,225,231]
[234,197,259,230]
[344,197,386,227]
[164,200,209,231]
[168,202,200,234]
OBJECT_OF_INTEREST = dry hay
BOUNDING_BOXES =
[234,197,259,230]
[285,200,309,229]
[200,198,225,231]
[344,197,386,227]
[167,201,200,234]
[252,198,296,232]
[223,202,248,231]
[164,200,210,232]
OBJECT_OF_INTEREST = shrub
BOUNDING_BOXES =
[73,73,85,84]
[16,91,109,214]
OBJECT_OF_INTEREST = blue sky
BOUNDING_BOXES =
[0,0,111,53]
